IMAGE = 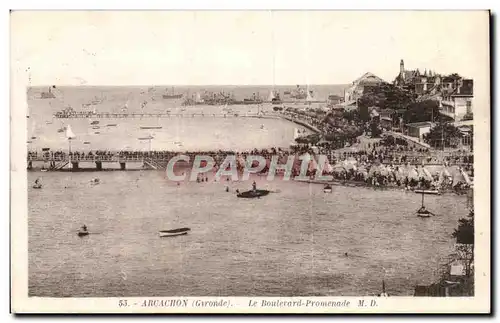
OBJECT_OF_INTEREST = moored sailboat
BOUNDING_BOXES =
[416,190,435,217]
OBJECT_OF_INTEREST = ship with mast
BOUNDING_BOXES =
[162,87,183,99]
[266,89,283,104]
[181,92,204,106]
[40,86,56,99]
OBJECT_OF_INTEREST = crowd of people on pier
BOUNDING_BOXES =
[27,144,473,192]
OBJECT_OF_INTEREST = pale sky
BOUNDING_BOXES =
[11,11,490,85]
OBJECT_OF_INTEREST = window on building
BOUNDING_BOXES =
[466,100,472,114]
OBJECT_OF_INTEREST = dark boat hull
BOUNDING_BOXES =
[236,189,270,198]
[77,231,89,237]
[159,227,191,234]
[159,227,190,237]
[163,95,183,99]
[159,231,188,237]
[414,190,441,195]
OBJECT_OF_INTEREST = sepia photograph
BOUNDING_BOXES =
[10,10,490,313]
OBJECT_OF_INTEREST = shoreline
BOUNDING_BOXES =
[27,167,470,196]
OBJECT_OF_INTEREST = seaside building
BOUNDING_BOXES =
[439,79,473,121]
[406,121,433,141]
[379,108,395,129]
[327,94,344,106]
[394,60,442,94]
[394,59,474,122]
[343,72,386,110]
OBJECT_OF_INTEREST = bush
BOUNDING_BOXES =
[452,217,474,245]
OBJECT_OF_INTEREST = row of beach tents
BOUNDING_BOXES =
[233,152,472,185]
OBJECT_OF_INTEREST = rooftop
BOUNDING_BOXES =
[406,121,434,128]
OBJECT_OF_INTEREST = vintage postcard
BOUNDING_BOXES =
[10,10,490,314]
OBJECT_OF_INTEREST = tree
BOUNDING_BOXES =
[423,122,462,149]
[358,83,414,121]
[452,217,474,245]
[404,100,447,124]
[370,119,382,138]
[342,110,360,123]
[295,133,320,145]
[452,209,474,281]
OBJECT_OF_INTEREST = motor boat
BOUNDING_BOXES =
[414,189,441,195]
[159,227,191,237]
[236,189,270,198]
[323,184,332,193]
[77,231,89,237]
[417,211,433,218]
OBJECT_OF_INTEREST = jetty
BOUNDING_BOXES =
[27,150,472,172]
[54,112,271,119]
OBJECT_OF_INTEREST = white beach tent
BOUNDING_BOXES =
[407,167,419,180]
[308,156,319,173]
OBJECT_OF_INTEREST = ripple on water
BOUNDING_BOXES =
[28,171,466,296]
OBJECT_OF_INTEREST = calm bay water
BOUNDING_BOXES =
[28,171,466,297]
[27,85,466,297]
[27,85,342,151]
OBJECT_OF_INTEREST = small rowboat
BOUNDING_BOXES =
[140,126,162,130]
[236,189,270,198]
[33,184,42,189]
[77,231,89,237]
[159,227,191,237]
[414,189,441,195]
[90,121,99,125]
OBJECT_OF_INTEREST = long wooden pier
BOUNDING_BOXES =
[27,151,472,172]
[54,112,269,119]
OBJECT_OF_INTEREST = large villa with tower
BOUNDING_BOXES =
[394,59,474,122]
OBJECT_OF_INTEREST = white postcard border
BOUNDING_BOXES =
[10,10,491,314]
